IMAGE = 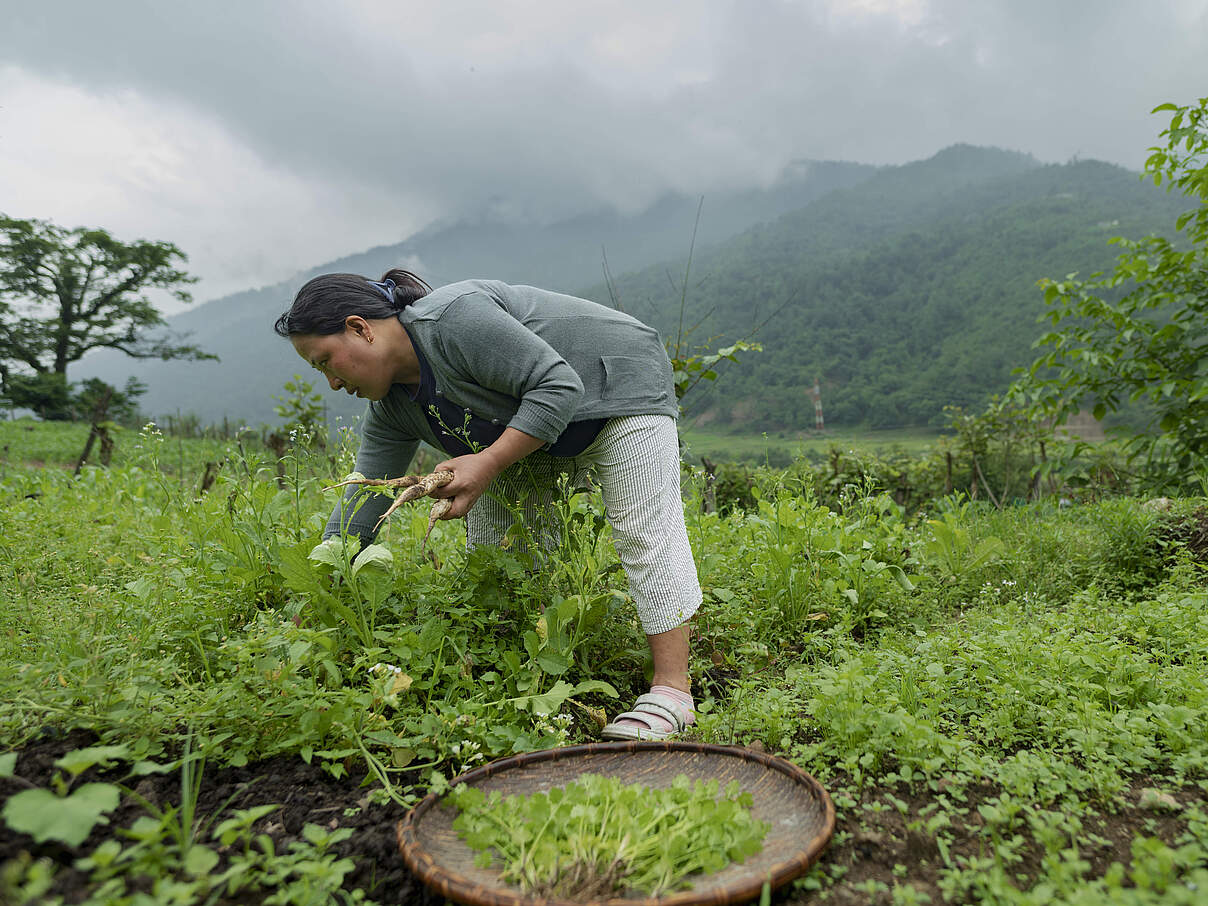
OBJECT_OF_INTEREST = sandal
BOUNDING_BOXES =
[600,691,693,741]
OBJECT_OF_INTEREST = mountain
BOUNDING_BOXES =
[76,145,1190,432]
[74,160,876,426]
[585,146,1190,429]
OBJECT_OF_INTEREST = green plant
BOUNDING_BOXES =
[274,374,328,448]
[1,745,126,847]
[921,505,1006,582]
[6,416,1208,904]
[1014,98,1208,491]
[449,773,769,897]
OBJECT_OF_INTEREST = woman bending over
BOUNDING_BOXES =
[274,269,701,740]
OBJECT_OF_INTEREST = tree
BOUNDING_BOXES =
[0,215,215,419]
[1012,98,1208,490]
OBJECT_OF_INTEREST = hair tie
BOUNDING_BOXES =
[368,278,397,306]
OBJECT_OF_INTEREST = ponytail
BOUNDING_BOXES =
[379,268,431,308]
[273,267,433,337]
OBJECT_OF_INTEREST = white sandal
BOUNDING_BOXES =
[600,692,693,741]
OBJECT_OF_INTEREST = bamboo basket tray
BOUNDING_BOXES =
[397,741,835,906]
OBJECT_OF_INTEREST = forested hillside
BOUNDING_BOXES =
[74,160,875,426]
[75,145,1189,431]
[596,146,1190,428]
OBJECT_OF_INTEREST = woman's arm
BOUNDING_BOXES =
[433,294,584,442]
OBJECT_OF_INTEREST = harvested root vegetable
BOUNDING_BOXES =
[325,470,456,534]
[373,471,453,530]
[423,498,453,551]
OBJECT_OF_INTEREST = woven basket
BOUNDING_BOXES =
[398,741,835,906]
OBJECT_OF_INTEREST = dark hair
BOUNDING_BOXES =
[273,268,431,337]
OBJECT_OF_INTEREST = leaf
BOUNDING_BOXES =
[183,843,220,877]
[307,537,346,567]
[352,543,393,575]
[535,651,571,676]
[885,565,915,592]
[523,630,541,661]
[279,543,327,595]
[130,759,175,776]
[522,680,576,716]
[2,783,121,847]
[56,745,131,777]
[124,576,156,602]
[364,728,413,748]
[0,753,16,778]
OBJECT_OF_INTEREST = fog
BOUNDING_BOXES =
[1,0,1205,307]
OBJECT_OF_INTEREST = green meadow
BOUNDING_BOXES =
[1,417,1205,904]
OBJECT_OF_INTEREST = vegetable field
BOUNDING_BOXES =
[1,419,1206,905]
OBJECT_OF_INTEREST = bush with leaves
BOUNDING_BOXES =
[1013,98,1208,491]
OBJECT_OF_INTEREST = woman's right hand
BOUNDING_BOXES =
[429,453,497,518]
[431,427,547,518]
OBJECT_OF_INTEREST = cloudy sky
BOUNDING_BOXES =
[2,0,1206,310]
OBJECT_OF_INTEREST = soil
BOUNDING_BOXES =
[0,728,441,906]
[777,770,1201,906]
[1,730,1201,905]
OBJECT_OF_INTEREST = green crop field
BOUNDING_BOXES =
[1,421,1205,905]
[679,425,943,467]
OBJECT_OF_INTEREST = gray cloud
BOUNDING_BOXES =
[1,0,1205,302]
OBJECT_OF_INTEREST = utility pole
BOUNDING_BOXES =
[809,376,824,432]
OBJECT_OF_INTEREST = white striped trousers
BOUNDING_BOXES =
[466,414,702,636]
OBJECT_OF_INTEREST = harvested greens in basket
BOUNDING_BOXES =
[448,772,770,898]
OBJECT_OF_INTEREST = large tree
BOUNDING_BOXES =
[0,215,214,419]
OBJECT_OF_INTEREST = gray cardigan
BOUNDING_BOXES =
[326,280,676,542]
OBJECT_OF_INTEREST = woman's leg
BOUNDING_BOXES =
[647,623,691,692]
[581,415,701,737]
[581,415,702,640]
[464,452,560,552]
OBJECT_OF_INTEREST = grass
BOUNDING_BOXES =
[1,421,1205,905]
[0,417,235,476]
[679,424,943,466]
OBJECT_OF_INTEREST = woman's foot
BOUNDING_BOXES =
[600,685,695,740]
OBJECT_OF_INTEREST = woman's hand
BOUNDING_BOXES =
[431,427,547,519]
[429,452,499,518]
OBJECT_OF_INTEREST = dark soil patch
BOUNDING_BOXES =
[4,731,1202,905]
[776,769,1203,905]
[1,729,441,905]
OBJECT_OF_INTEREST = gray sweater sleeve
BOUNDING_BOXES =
[323,403,419,546]
[432,293,584,442]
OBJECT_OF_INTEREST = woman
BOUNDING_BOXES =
[274,269,701,740]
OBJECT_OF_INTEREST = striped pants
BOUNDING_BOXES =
[466,415,702,636]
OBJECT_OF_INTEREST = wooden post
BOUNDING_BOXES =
[700,456,718,514]
[74,386,114,475]
[198,461,219,494]
[264,430,288,489]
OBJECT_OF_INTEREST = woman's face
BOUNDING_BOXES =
[291,319,394,401]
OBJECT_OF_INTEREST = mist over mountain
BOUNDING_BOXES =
[597,145,1187,429]
[75,145,1188,433]
[75,159,876,427]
